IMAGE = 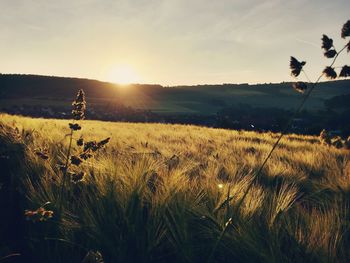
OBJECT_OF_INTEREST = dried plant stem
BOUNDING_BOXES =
[58,125,74,213]
[207,218,232,263]
[234,43,348,223]
[206,46,348,261]
[225,183,231,222]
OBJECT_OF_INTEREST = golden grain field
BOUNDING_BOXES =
[1,113,350,262]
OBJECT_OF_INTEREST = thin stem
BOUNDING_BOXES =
[58,124,74,213]
[225,183,231,222]
[236,43,348,211]
[302,70,312,83]
[207,219,232,263]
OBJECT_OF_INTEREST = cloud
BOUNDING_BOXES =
[0,0,349,85]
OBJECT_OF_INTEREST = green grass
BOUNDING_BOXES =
[1,114,350,262]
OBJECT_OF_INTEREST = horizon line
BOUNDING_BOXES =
[0,72,343,87]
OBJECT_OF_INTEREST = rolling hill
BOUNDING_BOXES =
[1,74,350,115]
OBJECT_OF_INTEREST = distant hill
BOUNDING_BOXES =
[0,74,350,114]
[324,93,350,109]
[0,74,165,99]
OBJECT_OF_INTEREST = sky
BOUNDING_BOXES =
[0,0,349,86]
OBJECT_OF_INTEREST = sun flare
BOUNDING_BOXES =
[107,65,141,85]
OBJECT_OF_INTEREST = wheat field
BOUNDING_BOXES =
[1,113,350,262]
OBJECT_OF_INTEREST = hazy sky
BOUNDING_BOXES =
[0,0,349,85]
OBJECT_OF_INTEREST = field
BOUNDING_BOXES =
[1,113,350,262]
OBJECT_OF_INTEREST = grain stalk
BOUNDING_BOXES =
[208,20,350,261]
[237,20,350,210]
[58,90,86,213]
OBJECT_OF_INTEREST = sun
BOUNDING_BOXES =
[107,64,141,85]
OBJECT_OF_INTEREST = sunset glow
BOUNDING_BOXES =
[0,1,349,85]
[107,65,142,85]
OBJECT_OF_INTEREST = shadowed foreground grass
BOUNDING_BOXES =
[1,113,350,262]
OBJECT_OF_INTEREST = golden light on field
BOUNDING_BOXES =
[107,64,142,85]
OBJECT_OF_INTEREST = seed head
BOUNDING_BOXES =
[69,123,82,131]
[84,141,98,152]
[57,164,67,172]
[319,129,331,145]
[97,137,110,148]
[321,34,333,50]
[71,172,85,183]
[292,82,307,93]
[341,20,350,38]
[34,149,49,160]
[324,49,337,58]
[339,65,350,78]
[290,56,306,77]
[332,136,343,149]
[77,137,84,146]
[323,66,337,79]
[147,171,161,193]
[71,155,83,166]
[80,152,93,160]
[25,207,53,222]
[72,89,86,120]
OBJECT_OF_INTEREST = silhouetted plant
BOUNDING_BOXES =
[341,20,350,38]
[261,20,350,170]
[290,57,306,78]
[24,89,110,222]
[292,81,307,93]
[33,148,49,160]
[339,65,350,77]
[290,20,350,92]
[58,89,110,202]
[331,136,343,149]
[57,89,86,210]
[319,129,350,149]
[293,21,350,149]
[25,203,53,223]
[286,21,350,147]
[319,129,331,146]
[215,20,350,255]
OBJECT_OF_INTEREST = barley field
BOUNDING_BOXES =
[1,113,350,262]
